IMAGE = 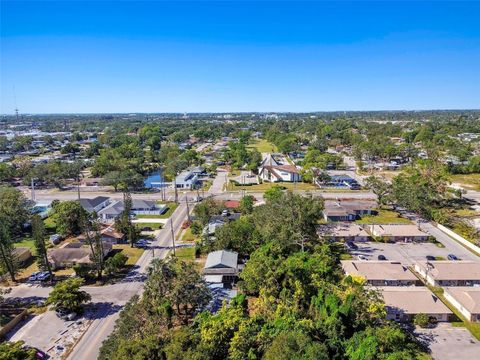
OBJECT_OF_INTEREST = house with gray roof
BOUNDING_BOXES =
[98,199,167,221]
[79,196,111,213]
[204,250,239,287]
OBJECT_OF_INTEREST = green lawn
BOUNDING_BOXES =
[356,209,412,225]
[181,227,198,243]
[175,246,195,261]
[112,244,145,266]
[247,139,277,153]
[135,222,163,230]
[451,173,480,191]
[138,202,178,219]
[227,181,318,192]
[13,237,36,254]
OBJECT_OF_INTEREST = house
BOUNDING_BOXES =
[77,225,125,244]
[258,164,301,183]
[204,212,241,236]
[367,224,429,242]
[414,261,480,287]
[204,250,239,288]
[323,199,377,222]
[79,196,111,213]
[444,287,480,322]
[341,260,419,286]
[257,153,302,183]
[377,287,452,322]
[317,223,370,242]
[175,170,200,189]
[97,199,167,221]
[224,200,240,210]
[48,242,112,269]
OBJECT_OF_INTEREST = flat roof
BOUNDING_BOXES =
[377,287,452,315]
[417,261,480,280]
[369,224,426,237]
[341,260,417,281]
[445,287,480,314]
[317,223,370,238]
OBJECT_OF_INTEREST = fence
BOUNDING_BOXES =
[435,223,480,255]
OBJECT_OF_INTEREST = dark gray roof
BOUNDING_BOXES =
[79,196,110,212]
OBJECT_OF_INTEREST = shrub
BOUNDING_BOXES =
[414,313,430,328]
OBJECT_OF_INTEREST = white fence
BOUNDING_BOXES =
[436,223,480,254]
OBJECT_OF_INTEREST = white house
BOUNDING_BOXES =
[444,287,480,322]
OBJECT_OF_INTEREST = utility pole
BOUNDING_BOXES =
[77,177,81,201]
[185,194,191,221]
[170,218,176,256]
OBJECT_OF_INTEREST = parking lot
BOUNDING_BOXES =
[415,323,480,360]
[350,240,478,265]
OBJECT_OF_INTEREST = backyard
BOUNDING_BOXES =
[137,202,178,219]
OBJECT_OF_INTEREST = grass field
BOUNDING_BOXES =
[135,222,163,230]
[451,173,480,191]
[175,246,195,261]
[138,202,178,219]
[356,209,412,225]
[13,237,36,253]
[247,139,277,153]
[113,244,145,266]
[227,181,318,192]
[181,227,197,242]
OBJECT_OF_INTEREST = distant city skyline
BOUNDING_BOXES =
[1,1,479,114]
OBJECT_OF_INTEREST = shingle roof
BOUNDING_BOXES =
[79,196,110,212]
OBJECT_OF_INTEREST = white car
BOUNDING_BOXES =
[357,255,368,261]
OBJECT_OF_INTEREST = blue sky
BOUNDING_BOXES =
[1,1,479,113]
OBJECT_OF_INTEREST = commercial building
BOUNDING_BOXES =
[414,261,480,287]
[323,199,377,222]
[317,223,370,242]
[378,287,452,322]
[444,287,480,322]
[367,224,428,242]
[341,260,419,286]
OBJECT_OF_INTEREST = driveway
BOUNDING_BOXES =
[415,323,480,360]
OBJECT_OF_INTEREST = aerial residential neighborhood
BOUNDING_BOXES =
[1,1,480,360]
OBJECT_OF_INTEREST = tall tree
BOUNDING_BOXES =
[32,214,53,281]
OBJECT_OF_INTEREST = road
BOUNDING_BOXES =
[67,202,190,360]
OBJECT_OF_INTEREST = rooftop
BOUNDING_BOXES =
[205,250,238,270]
[377,287,452,315]
[417,261,480,280]
[368,224,428,237]
[445,287,480,313]
[341,260,417,281]
[317,223,370,238]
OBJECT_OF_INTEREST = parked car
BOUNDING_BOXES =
[345,241,358,251]
[28,271,42,282]
[136,240,149,248]
[377,254,387,261]
[426,255,436,261]
[49,234,63,245]
[221,209,230,216]
[55,307,77,321]
[357,255,368,261]
[37,272,51,282]
[447,254,459,261]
